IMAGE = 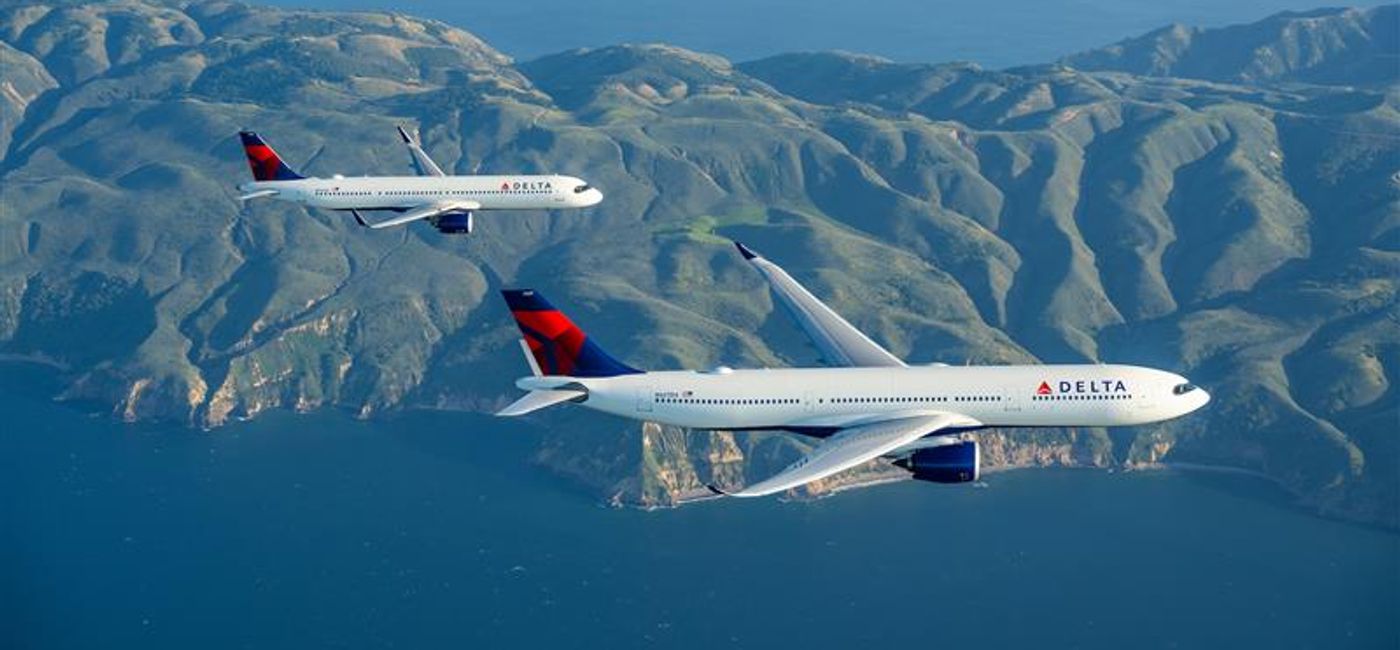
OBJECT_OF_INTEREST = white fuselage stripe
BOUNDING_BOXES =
[530,364,1209,431]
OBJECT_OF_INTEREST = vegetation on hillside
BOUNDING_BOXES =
[1,1,1394,524]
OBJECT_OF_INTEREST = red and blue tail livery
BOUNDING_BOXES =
[502,289,641,377]
[239,131,304,181]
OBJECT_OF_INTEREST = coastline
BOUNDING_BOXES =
[3,360,1391,531]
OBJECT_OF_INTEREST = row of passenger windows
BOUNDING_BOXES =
[660,394,1133,407]
[659,398,798,405]
[314,189,549,196]
[1033,394,1131,401]
[658,395,1001,406]
[828,395,999,404]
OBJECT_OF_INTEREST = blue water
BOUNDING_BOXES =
[3,364,1397,649]
[262,0,1385,68]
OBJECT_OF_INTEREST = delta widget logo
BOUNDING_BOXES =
[1036,379,1128,395]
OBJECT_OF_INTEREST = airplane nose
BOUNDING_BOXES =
[1185,387,1211,414]
[588,189,604,206]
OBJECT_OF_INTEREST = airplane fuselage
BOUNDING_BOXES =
[238,174,604,211]
[521,363,1209,436]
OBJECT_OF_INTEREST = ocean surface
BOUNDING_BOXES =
[3,363,1396,649]
[262,0,1386,68]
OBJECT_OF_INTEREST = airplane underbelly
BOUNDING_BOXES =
[634,406,793,431]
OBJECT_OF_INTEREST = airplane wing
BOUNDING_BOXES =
[708,413,957,497]
[736,242,905,368]
[354,200,480,229]
[398,125,445,177]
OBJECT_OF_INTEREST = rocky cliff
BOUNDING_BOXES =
[1,1,1395,524]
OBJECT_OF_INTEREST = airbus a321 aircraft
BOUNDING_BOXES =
[235,128,603,234]
[497,242,1210,497]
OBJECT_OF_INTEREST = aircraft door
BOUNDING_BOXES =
[1137,383,1157,413]
[636,386,654,413]
[1001,386,1022,413]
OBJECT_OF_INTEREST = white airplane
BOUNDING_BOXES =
[496,242,1210,498]
[234,128,604,234]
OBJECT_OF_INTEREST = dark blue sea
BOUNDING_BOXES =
[3,364,1396,649]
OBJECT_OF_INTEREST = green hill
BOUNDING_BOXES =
[1,0,1395,526]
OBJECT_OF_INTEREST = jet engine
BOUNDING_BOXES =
[433,212,473,234]
[894,440,979,483]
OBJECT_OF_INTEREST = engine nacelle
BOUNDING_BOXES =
[894,440,979,483]
[434,212,473,234]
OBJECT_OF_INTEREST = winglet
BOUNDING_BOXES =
[705,484,730,496]
[736,239,906,368]
[398,125,446,177]
[518,338,543,377]
[351,209,371,228]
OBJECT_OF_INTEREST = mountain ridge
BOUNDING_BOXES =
[0,0,1395,526]
[1062,4,1398,85]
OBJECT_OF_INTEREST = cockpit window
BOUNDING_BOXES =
[573,184,592,194]
[1173,383,1199,395]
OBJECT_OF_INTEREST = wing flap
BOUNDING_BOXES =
[711,413,958,497]
[736,242,905,368]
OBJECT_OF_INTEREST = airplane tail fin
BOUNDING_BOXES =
[238,131,305,181]
[501,289,642,377]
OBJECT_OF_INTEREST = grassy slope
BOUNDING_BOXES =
[0,1,1394,524]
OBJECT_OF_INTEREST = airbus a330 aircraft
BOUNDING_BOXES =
[235,128,603,234]
[497,243,1210,497]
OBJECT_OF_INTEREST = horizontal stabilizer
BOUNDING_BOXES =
[495,388,586,417]
[238,189,279,201]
